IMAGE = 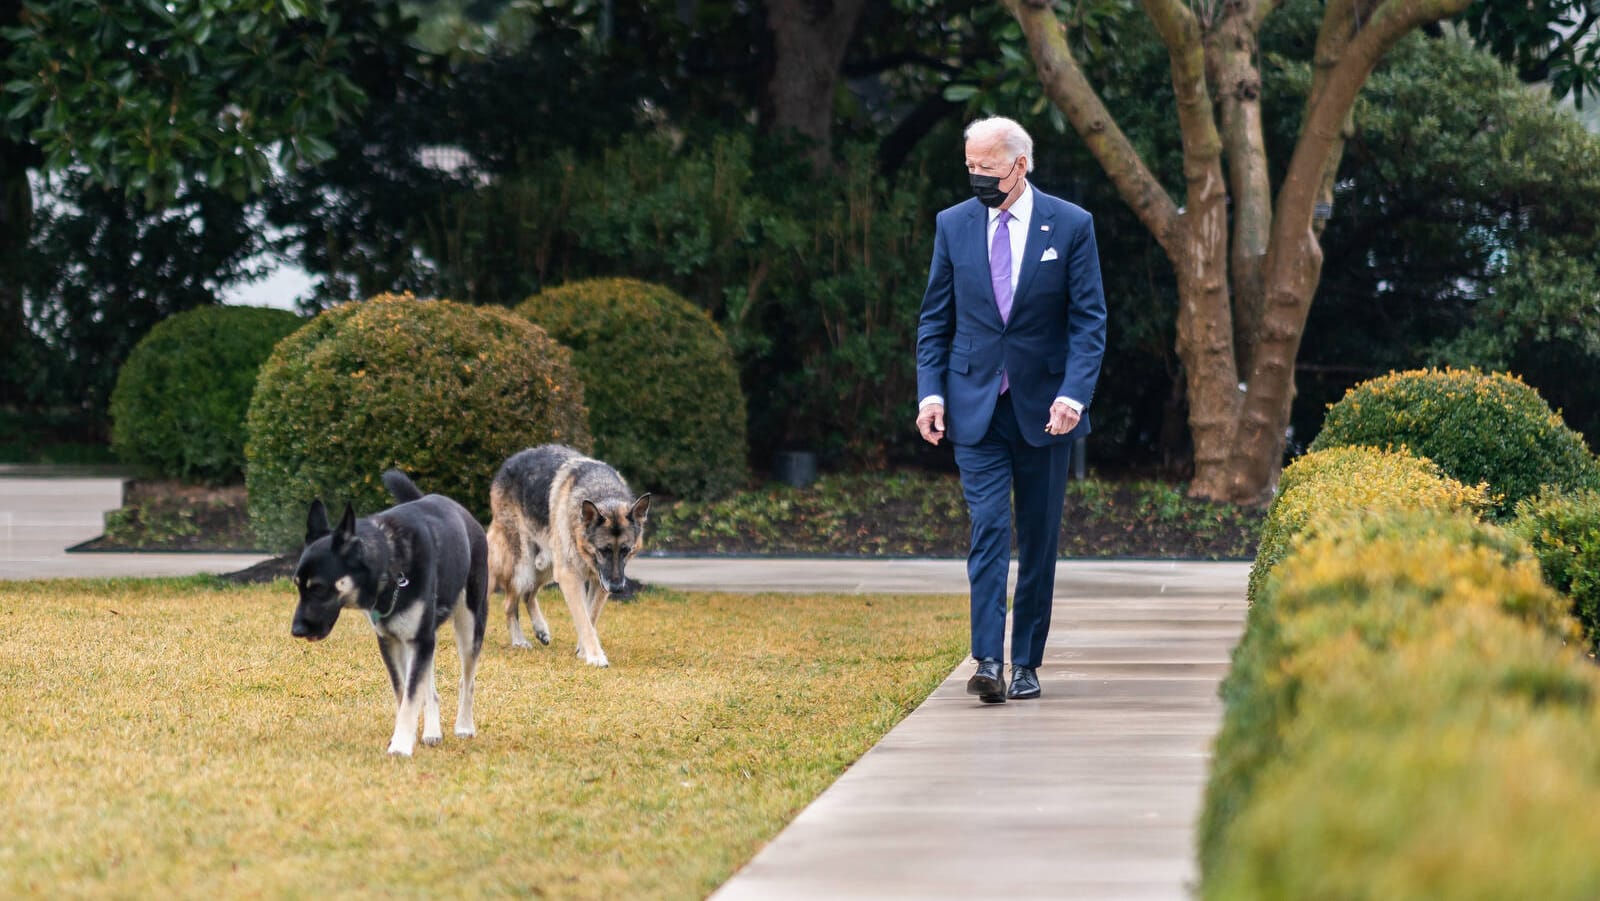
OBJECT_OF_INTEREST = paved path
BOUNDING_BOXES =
[704,560,1247,901]
[0,469,272,580]
[0,469,1249,898]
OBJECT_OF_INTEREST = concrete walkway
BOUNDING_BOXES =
[0,469,272,580]
[0,469,1249,899]
[703,559,1247,901]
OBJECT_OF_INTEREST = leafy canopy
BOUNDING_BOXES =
[2,0,378,204]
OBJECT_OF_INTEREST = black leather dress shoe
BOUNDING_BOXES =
[966,658,1006,704]
[1007,666,1041,700]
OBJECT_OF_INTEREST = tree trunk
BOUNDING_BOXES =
[1210,3,1272,378]
[0,145,35,398]
[1006,0,1473,504]
[765,0,868,170]
[1143,0,1244,499]
[1222,0,1478,502]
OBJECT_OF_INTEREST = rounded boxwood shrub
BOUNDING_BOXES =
[245,294,591,551]
[1512,488,1600,651]
[516,277,747,499]
[1309,367,1600,519]
[109,305,303,483]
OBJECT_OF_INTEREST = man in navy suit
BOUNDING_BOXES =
[915,116,1107,703]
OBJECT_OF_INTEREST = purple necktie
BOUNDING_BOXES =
[990,209,1013,394]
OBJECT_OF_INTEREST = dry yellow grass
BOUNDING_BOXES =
[0,577,965,898]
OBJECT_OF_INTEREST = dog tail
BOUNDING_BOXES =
[382,469,425,503]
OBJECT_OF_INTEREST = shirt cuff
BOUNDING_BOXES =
[1054,396,1084,412]
[919,395,945,409]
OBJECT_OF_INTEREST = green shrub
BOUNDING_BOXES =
[1512,488,1600,650]
[1206,603,1600,899]
[245,294,590,551]
[1201,511,1569,878]
[1309,367,1600,519]
[109,305,303,483]
[517,277,747,499]
[1249,446,1488,604]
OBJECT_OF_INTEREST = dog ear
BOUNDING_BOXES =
[306,499,331,544]
[331,502,357,551]
[581,499,602,527]
[630,493,651,521]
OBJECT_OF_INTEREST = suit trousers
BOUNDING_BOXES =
[953,391,1072,668]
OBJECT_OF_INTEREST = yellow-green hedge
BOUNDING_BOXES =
[1207,601,1600,899]
[245,294,590,550]
[1200,511,1570,879]
[1248,445,1488,605]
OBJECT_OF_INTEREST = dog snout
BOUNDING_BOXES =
[291,612,332,641]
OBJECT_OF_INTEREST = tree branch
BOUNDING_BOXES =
[1276,0,1473,253]
[1000,0,1182,251]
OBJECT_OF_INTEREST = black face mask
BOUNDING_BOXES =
[969,159,1021,208]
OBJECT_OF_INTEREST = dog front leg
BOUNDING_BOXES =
[387,636,436,756]
[556,571,608,667]
[378,635,406,706]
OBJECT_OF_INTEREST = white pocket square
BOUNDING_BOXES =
[1040,247,1059,262]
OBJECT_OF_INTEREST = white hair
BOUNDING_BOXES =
[964,117,1035,173]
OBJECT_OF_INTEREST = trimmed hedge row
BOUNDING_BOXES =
[1310,367,1600,519]
[1247,445,1487,605]
[1202,372,1600,897]
[245,294,591,551]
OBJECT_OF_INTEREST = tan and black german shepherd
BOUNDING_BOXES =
[486,445,650,667]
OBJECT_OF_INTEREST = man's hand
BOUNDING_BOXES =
[1045,401,1080,436]
[917,403,947,445]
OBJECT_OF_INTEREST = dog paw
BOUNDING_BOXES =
[535,629,551,646]
[455,727,476,738]
[422,734,443,746]
[584,653,610,668]
[386,741,414,757]
[511,636,532,649]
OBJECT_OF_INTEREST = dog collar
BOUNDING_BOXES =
[369,573,408,624]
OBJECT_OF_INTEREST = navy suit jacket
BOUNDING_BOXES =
[916,188,1108,447]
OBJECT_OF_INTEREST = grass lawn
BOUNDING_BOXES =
[0,577,966,898]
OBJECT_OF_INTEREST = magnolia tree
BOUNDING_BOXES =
[1001,0,1489,502]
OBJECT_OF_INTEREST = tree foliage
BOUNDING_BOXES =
[2,0,382,205]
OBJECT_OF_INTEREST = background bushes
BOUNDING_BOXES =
[245,294,590,551]
[109,305,303,483]
[517,278,746,499]
[417,135,936,468]
[1309,368,1600,518]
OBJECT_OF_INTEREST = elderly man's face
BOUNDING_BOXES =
[965,136,1024,192]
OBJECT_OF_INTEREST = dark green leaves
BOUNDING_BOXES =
[2,0,371,207]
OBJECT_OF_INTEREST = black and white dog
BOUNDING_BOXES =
[291,470,489,756]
